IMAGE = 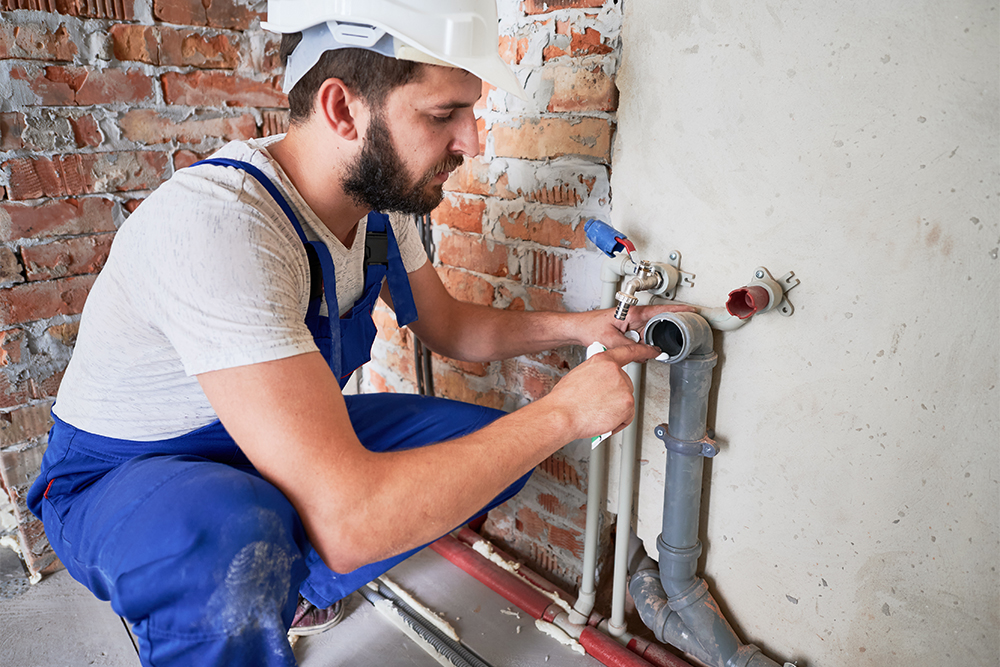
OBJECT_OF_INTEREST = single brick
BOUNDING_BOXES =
[548,525,583,557]
[69,114,102,147]
[437,265,495,306]
[4,151,169,200]
[530,250,563,288]
[431,194,486,234]
[516,505,546,539]
[120,108,257,144]
[159,28,240,69]
[162,70,287,108]
[10,65,154,106]
[0,22,77,61]
[109,24,158,64]
[0,246,24,286]
[0,197,116,241]
[524,285,565,312]
[0,328,25,366]
[47,320,79,347]
[0,401,54,447]
[438,233,511,278]
[543,64,617,112]
[430,365,505,410]
[498,209,588,249]
[22,233,114,281]
[261,109,289,136]
[172,149,211,170]
[0,112,26,150]
[543,25,614,60]
[492,117,612,161]
[0,274,97,325]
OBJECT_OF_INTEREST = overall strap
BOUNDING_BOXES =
[366,211,418,327]
[189,157,343,376]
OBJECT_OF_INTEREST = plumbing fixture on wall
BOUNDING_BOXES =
[574,220,799,666]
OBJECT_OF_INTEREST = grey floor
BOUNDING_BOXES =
[0,543,604,667]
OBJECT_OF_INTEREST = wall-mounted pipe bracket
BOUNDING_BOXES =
[650,251,695,300]
[654,424,718,458]
[727,267,800,319]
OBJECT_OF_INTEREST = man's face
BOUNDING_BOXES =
[341,65,482,215]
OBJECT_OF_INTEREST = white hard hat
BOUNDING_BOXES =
[262,0,527,100]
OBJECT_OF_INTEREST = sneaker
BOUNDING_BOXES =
[288,597,347,637]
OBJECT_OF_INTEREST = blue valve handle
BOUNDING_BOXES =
[585,219,634,258]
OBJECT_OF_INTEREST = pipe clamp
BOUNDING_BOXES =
[654,424,718,457]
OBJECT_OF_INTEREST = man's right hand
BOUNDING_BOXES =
[542,342,661,441]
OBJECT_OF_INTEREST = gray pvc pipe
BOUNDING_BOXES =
[629,312,788,667]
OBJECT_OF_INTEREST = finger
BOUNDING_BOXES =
[601,342,660,366]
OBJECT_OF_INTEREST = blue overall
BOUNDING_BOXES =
[27,160,531,667]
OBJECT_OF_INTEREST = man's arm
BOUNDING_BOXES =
[197,343,655,574]
[390,260,690,362]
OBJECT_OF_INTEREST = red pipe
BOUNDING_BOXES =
[429,535,552,619]
[580,626,656,667]
[726,285,770,319]
[627,637,695,667]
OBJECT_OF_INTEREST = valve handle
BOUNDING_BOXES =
[585,219,632,258]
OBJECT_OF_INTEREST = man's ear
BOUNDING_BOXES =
[314,78,367,141]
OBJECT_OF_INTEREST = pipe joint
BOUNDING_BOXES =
[726,644,766,667]
[654,424,718,457]
[644,312,715,362]
[666,578,710,613]
[656,536,702,593]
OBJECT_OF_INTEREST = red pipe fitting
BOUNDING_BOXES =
[726,285,770,320]
[579,626,657,667]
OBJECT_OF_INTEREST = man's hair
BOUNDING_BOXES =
[280,33,423,124]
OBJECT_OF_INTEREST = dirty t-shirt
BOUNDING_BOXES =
[52,136,428,441]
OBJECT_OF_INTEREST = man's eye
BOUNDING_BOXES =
[432,113,453,123]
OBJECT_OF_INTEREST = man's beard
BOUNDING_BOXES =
[342,112,465,215]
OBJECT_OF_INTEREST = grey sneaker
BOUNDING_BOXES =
[288,597,347,637]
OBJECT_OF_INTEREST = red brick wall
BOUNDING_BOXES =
[0,0,623,592]
[0,0,286,575]
[364,1,622,591]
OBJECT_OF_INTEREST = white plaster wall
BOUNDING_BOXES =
[610,1,999,664]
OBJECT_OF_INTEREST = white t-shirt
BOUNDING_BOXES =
[53,136,428,441]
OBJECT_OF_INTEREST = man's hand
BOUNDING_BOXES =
[541,342,661,441]
[579,303,695,350]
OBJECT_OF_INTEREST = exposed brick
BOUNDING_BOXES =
[492,117,612,161]
[120,108,257,145]
[0,197,116,241]
[159,28,240,69]
[47,320,79,347]
[109,24,158,64]
[1,0,133,20]
[0,247,24,287]
[153,0,263,31]
[123,197,144,213]
[0,112,25,150]
[530,250,563,288]
[543,25,614,60]
[543,64,617,112]
[0,328,25,367]
[261,109,289,137]
[444,158,493,197]
[10,65,154,106]
[162,70,287,108]
[548,525,583,557]
[537,492,566,516]
[431,195,486,235]
[432,354,491,378]
[498,34,529,65]
[0,401,53,447]
[69,114,102,147]
[4,151,169,200]
[498,209,588,249]
[0,274,96,325]
[371,304,411,347]
[0,22,77,61]
[438,234,511,278]
[21,234,114,281]
[172,149,211,170]
[437,265,495,306]
[522,0,605,14]
[516,505,546,539]
[502,359,559,401]
[430,365,505,410]
[525,285,565,312]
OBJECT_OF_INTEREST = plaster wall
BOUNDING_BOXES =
[608,1,998,664]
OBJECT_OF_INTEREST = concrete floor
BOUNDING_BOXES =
[0,544,604,667]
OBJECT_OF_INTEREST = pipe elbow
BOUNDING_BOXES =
[643,312,715,362]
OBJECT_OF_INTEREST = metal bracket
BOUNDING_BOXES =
[650,251,695,300]
[654,423,718,458]
[752,266,799,317]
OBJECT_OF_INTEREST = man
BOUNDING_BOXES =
[28,2,681,665]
